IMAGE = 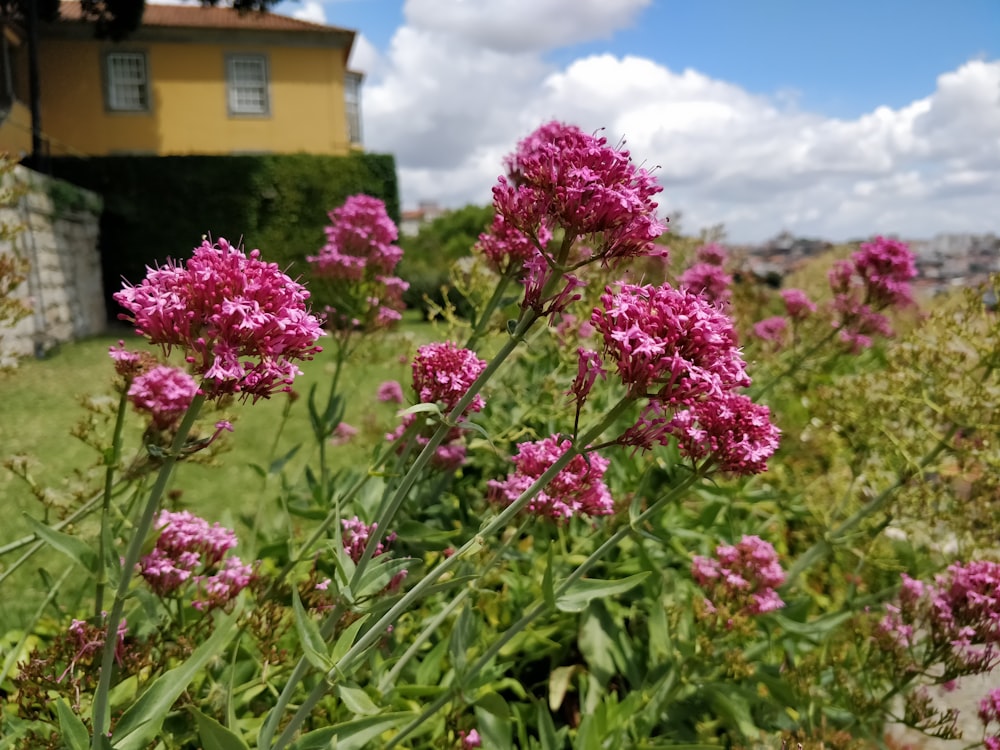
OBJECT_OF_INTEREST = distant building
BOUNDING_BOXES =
[400,200,446,236]
[0,1,363,159]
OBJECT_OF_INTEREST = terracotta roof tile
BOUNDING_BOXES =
[56,1,353,34]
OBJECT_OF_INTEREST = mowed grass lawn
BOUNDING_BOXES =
[0,320,433,628]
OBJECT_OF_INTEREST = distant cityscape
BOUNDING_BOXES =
[738,231,1000,296]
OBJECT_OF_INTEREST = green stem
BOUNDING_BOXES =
[782,423,958,590]
[90,393,206,748]
[384,470,700,748]
[465,271,515,350]
[268,397,633,750]
[752,324,843,399]
[95,386,131,618]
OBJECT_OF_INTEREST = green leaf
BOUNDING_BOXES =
[555,572,650,613]
[24,515,97,574]
[268,444,302,475]
[329,614,370,670]
[705,686,760,740]
[288,712,415,750]
[396,402,442,418]
[111,606,241,750]
[541,544,555,610]
[336,683,379,716]
[55,698,90,750]
[448,603,474,676]
[354,556,414,600]
[547,665,576,712]
[291,588,332,672]
[475,693,513,750]
[190,706,250,750]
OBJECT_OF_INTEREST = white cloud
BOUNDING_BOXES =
[291,0,326,24]
[362,11,1000,242]
[347,33,380,75]
[403,0,651,53]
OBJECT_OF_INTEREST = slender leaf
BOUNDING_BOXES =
[329,614,370,668]
[24,515,96,574]
[55,698,90,750]
[336,683,379,716]
[190,706,250,750]
[292,588,332,672]
[111,606,241,750]
[288,712,415,750]
[555,572,650,613]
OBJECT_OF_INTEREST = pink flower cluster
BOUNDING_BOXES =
[488,436,614,522]
[139,510,254,611]
[781,288,817,319]
[751,316,789,347]
[692,535,786,618]
[979,688,1000,750]
[828,236,917,351]
[114,238,324,402]
[386,342,488,471]
[588,282,779,473]
[459,729,482,748]
[592,283,750,403]
[307,195,409,330]
[61,615,128,681]
[377,380,405,404]
[475,213,551,273]
[662,393,780,474]
[127,365,198,429]
[494,122,666,264]
[411,341,488,415]
[340,516,407,590]
[679,243,732,305]
[880,561,1000,674]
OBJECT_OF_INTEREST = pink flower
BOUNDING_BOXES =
[127,365,198,429]
[695,243,728,266]
[493,121,667,266]
[331,422,358,446]
[780,288,816,319]
[591,282,750,403]
[692,535,786,617]
[569,348,606,408]
[139,510,252,609]
[342,516,393,562]
[476,213,551,272]
[752,316,789,346]
[679,262,733,305]
[460,729,482,748]
[308,195,403,278]
[488,436,614,522]
[377,380,405,404]
[108,340,146,378]
[412,342,488,415]
[114,238,324,402]
[665,392,781,475]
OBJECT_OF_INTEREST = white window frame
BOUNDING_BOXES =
[105,51,149,112]
[227,54,270,116]
[344,70,363,145]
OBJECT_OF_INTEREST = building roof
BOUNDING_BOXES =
[55,1,352,35]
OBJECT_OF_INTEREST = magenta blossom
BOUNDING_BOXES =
[331,421,358,446]
[695,243,728,266]
[476,213,551,273]
[412,342,488,415]
[308,195,403,278]
[493,121,667,265]
[780,288,817,319]
[114,238,324,402]
[377,380,405,404]
[692,535,786,618]
[591,282,750,403]
[460,729,482,748]
[139,510,254,610]
[666,393,781,475]
[752,316,789,346]
[488,436,613,522]
[679,262,733,306]
[127,365,198,429]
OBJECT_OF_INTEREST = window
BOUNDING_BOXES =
[106,52,149,112]
[344,70,363,145]
[227,55,269,116]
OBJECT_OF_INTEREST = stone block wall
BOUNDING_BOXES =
[0,165,105,365]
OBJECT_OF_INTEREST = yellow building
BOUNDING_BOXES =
[0,1,362,158]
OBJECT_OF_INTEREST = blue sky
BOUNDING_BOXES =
[273,0,1000,242]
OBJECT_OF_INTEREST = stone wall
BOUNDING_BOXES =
[0,165,105,365]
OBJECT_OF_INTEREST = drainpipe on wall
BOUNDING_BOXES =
[26,0,45,171]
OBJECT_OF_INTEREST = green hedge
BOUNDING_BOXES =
[49,153,398,319]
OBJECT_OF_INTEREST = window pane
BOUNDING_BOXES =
[228,56,268,115]
[107,52,148,111]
